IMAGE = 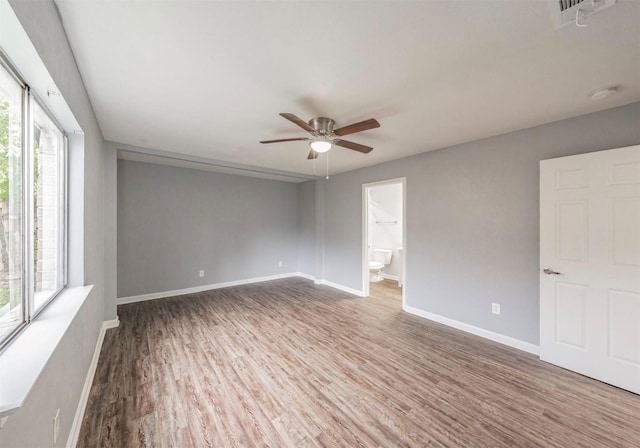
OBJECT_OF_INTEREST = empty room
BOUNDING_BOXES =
[0,0,639,447]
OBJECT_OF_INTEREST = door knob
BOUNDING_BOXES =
[543,268,562,275]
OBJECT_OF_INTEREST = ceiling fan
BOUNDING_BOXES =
[260,113,380,159]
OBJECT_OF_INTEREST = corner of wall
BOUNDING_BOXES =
[103,145,118,320]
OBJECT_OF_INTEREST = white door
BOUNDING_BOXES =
[540,145,640,394]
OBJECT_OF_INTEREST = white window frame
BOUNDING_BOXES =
[0,51,68,351]
[30,96,68,319]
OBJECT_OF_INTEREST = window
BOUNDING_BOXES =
[0,60,24,343]
[0,56,66,349]
[33,101,65,312]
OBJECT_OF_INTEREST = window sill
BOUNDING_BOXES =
[0,285,93,419]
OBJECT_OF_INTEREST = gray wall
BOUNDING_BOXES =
[316,102,640,345]
[2,0,110,447]
[117,160,299,298]
[296,181,316,276]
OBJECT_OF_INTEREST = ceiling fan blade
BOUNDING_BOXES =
[280,113,315,133]
[260,138,308,144]
[334,139,373,154]
[333,118,380,136]
[307,150,319,160]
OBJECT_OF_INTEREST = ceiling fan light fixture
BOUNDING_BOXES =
[310,137,332,153]
[261,113,378,159]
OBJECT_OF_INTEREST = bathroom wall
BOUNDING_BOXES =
[368,183,403,279]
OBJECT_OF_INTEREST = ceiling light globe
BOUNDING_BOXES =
[310,139,332,153]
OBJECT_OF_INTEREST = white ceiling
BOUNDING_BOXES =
[56,0,640,177]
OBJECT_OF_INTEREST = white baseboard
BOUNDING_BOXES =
[314,279,366,297]
[403,305,539,356]
[116,273,300,305]
[116,273,366,305]
[381,273,399,281]
[67,318,120,448]
[295,272,316,281]
[303,273,374,299]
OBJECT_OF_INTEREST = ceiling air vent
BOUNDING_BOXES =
[549,0,616,28]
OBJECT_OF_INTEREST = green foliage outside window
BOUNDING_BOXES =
[0,97,40,309]
[0,97,10,308]
[0,98,9,202]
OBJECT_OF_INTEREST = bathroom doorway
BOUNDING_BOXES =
[362,178,405,306]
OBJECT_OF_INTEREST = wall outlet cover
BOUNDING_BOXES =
[492,303,501,315]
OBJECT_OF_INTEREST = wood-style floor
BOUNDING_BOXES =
[78,278,640,447]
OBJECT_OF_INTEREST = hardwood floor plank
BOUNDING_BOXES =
[78,278,640,447]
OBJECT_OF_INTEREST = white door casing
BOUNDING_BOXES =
[540,145,640,394]
[362,177,406,305]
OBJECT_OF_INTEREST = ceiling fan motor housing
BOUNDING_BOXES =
[309,117,335,136]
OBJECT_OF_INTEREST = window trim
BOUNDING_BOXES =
[24,86,33,321]
[0,56,27,348]
[30,96,68,320]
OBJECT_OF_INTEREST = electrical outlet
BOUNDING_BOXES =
[199,270,204,277]
[492,303,501,315]
[53,408,60,444]
[278,260,283,268]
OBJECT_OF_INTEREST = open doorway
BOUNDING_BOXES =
[362,178,406,306]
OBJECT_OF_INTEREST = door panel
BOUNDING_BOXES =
[540,145,640,394]
[607,289,640,365]
[611,198,640,267]
[610,161,640,185]
[556,168,588,189]
[557,200,589,262]
[555,282,587,349]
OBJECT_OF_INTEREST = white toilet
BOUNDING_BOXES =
[369,249,392,282]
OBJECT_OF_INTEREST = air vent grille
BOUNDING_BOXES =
[549,0,617,28]
[559,0,586,12]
